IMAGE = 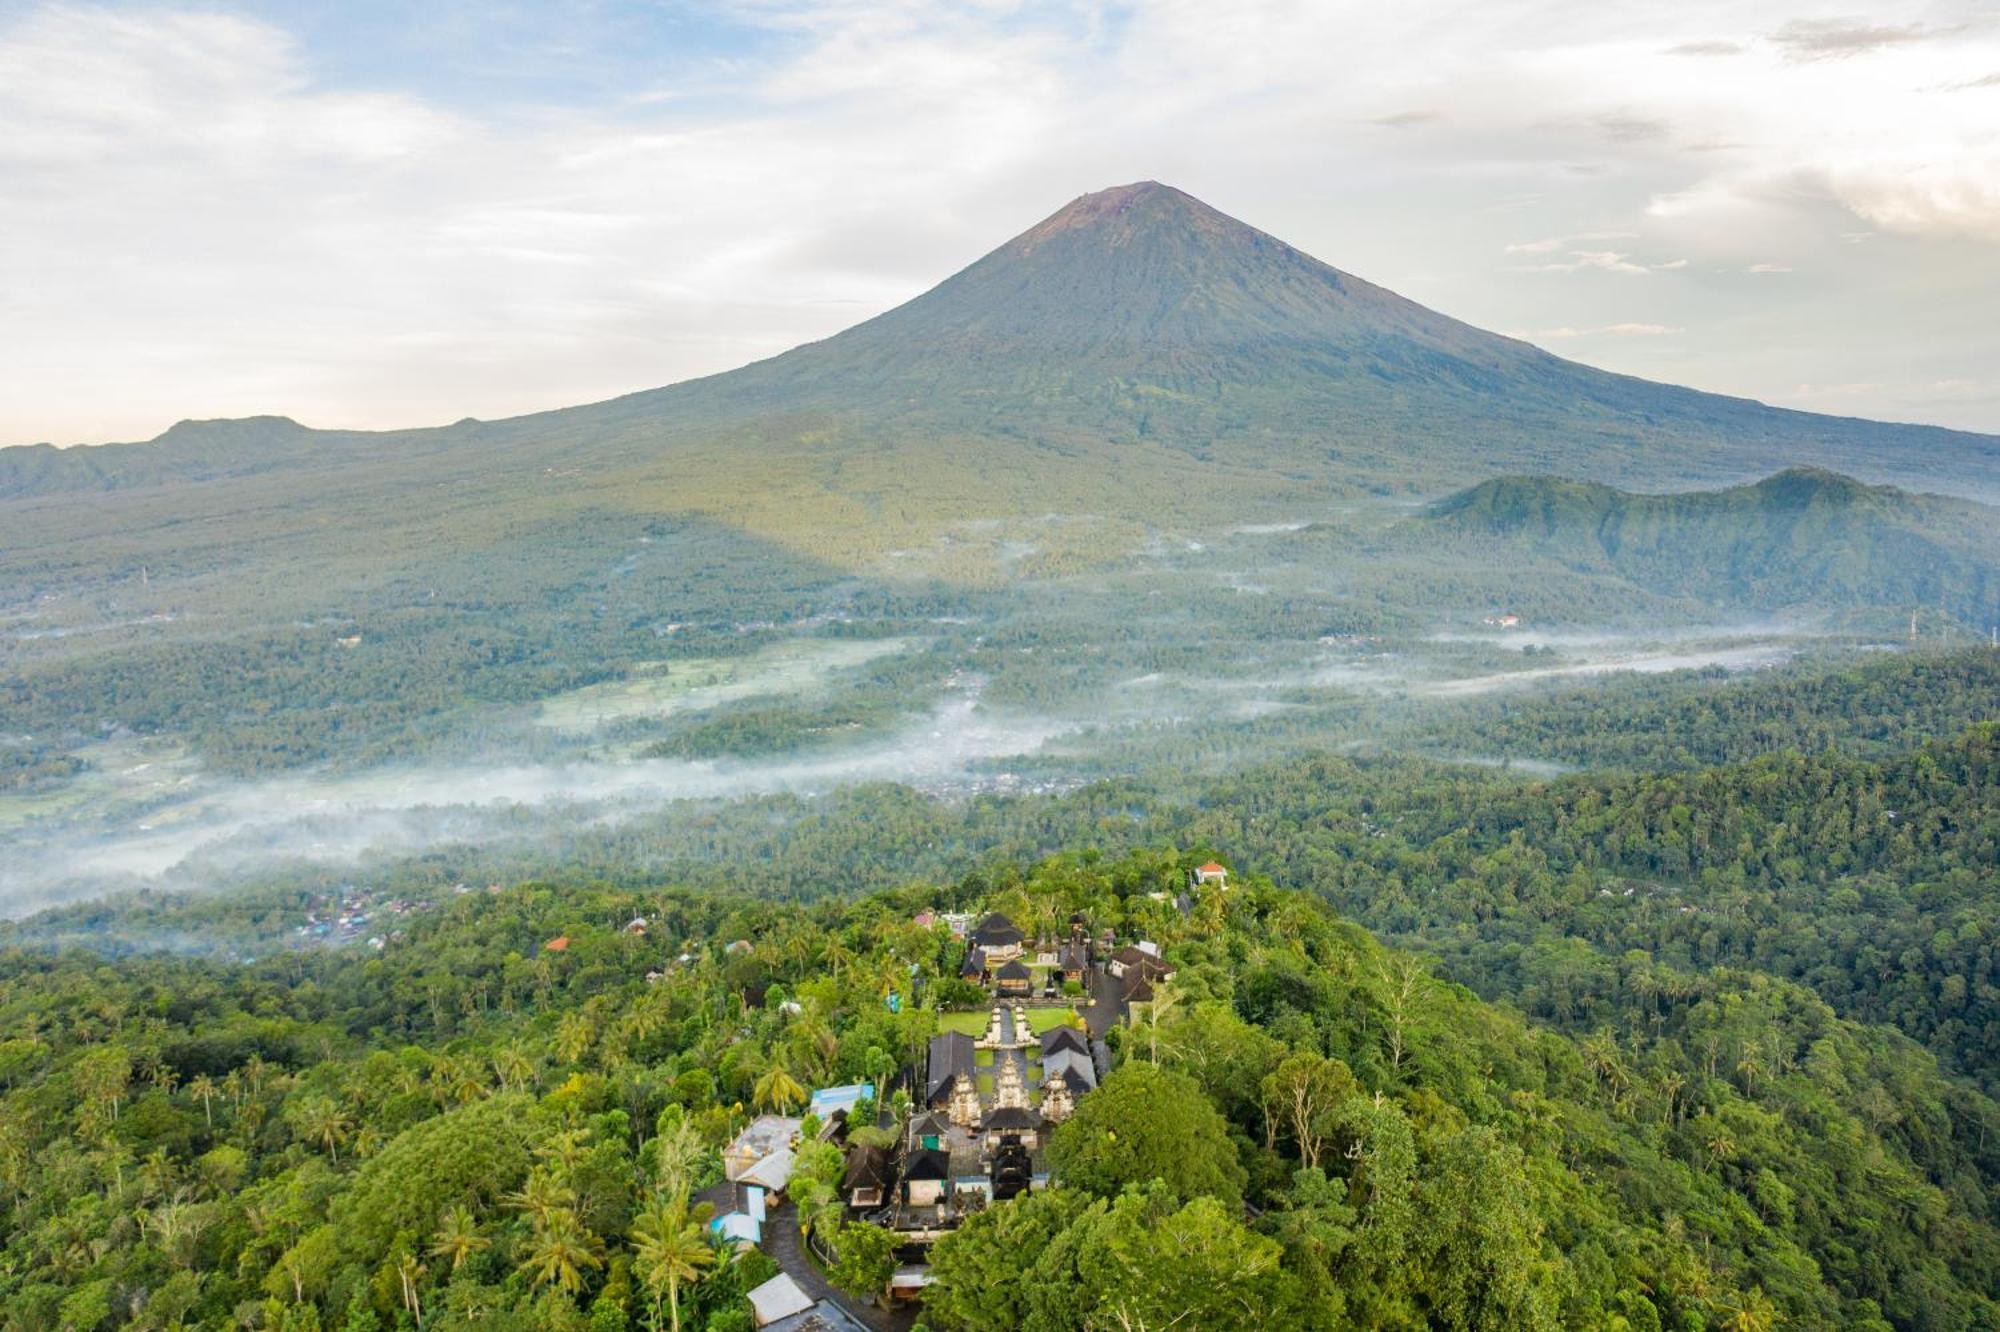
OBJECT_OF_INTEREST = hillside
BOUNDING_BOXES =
[2,846,1997,1329]
[1424,468,2000,623]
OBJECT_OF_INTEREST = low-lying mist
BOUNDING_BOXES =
[0,697,1072,918]
[0,614,1854,923]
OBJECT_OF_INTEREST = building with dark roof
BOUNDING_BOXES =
[901,1147,951,1206]
[971,912,1024,961]
[842,1143,894,1210]
[908,1110,949,1152]
[1040,1025,1089,1059]
[925,1031,975,1106]
[995,958,1032,996]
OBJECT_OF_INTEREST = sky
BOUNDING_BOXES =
[2,0,1998,446]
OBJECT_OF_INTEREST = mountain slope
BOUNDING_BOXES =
[3,184,1997,777]
[6,182,1998,515]
[1423,467,2000,622]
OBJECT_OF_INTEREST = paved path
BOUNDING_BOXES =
[763,1201,917,1332]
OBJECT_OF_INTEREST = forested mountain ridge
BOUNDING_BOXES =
[1423,469,2000,623]
[2,848,1996,1330]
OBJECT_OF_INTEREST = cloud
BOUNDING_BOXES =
[1370,109,1442,127]
[1519,249,1653,275]
[1594,111,1669,141]
[1668,40,1745,57]
[1770,19,1928,62]
[1504,230,1637,254]
[1747,262,1794,273]
[1530,322,1682,338]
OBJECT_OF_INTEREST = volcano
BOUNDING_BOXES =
[3,182,1995,580]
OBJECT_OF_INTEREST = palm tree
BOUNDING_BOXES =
[428,1203,491,1273]
[395,1251,427,1323]
[1724,1288,1778,1332]
[822,937,858,985]
[493,1043,536,1093]
[521,1208,602,1296]
[649,1114,707,1201]
[555,1011,595,1066]
[631,1193,715,1332]
[752,1064,806,1115]
[289,1096,354,1164]
[536,1129,594,1176]
[505,1168,576,1230]
[187,1074,220,1129]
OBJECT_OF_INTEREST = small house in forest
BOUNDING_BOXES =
[981,1104,1039,1151]
[843,1143,894,1210]
[995,959,1032,997]
[908,1110,949,1153]
[970,913,1025,963]
[926,1032,982,1126]
[901,1147,951,1206]
[724,1115,801,1187]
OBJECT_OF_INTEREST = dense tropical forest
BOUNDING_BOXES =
[4,842,1998,1331]
[2,637,1997,1328]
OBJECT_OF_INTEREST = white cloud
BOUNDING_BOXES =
[1519,250,1654,274]
[1527,322,1682,339]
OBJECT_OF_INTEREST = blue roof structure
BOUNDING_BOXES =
[808,1083,871,1118]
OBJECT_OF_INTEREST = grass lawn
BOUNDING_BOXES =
[974,1049,996,1068]
[938,1010,989,1037]
[1027,1008,1083,1035]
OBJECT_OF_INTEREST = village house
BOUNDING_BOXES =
[842,1143,894,1211]
[1106,944,1175,985]
[981,1104,1039,1152]
[969,912,1024,963]
[807,1084,871,1123]
[908,1109,949,1153]
[926,1031,982,1127]
[901,1147,951,1207]
[724,1115,801,1191]
[747,1273,814,1328]
[994,958,1033,997]
[1194,861,1229,887]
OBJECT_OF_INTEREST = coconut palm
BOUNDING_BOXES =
[493,1043,536,1092]
[752,1063,806,1115]
[187,1074,220,1128]
[631,1193,715,1332]
[555,1011,595,1066]
[428,1203,490,1273]
[521,1208,602,1296]
[288,1096,354,1164]
[504,1168,576,1230]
